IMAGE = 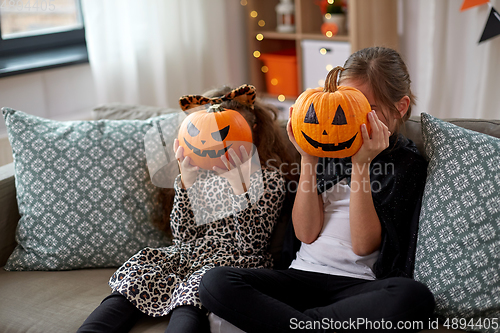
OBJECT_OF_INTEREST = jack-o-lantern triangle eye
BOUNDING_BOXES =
[332,105,347,125]
[187,121,200,136]
[211,125,230,142]
[304,102,319,124]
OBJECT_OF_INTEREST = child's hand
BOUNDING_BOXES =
[351,111,390,166]
[174,138,199,188]
[213,145,255,195]
[287,106,317,163]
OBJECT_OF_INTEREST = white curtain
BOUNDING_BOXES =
[81,0,248,108]
[400,0,500,119]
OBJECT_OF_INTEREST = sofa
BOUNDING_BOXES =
[0,103,499,333]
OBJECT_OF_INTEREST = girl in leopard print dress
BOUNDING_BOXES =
[77,85,294,333]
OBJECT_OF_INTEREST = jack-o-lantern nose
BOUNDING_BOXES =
[322,130,328,135]
[201,140,206,145]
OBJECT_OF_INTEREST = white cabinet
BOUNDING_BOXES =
[301,40,351,90]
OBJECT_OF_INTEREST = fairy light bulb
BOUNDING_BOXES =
[258,20,266,27]
[253,51,261,58]
[250,11,258,18]
[318,79,325,86]
[256,33,264,41]
[326,64,333,71]
[271,78,278,86]
[261,66,269,73]
[278,95,286,102]
[325,13,331,19]
[320,48,327,55]
[325,31,333,37]
[240,0,247,5]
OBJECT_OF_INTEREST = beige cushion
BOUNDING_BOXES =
[92,103,180,120]
[0,268,169,333]
[0,163,18,267]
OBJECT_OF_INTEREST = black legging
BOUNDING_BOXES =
[200,267,435,333]
[77,291,210,333]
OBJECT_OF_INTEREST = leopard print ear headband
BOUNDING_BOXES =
[178,84,256,111]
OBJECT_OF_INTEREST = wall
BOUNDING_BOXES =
[398,0,500,119]
[0,63,97,165]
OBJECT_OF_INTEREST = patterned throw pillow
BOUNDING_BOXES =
[2,108,180,270]
[414,113,500,332]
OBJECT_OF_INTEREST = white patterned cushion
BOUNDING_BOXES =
[2,108,179,270]
[414,113,500,332]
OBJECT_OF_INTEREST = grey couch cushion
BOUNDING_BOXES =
[0,268,169,333]
[402,116,500,157]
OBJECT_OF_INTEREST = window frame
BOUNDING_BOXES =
[0,0,88,78]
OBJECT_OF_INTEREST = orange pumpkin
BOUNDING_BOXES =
[291,66,371,158]
[178,104,253,170]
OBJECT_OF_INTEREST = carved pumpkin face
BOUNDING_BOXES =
[178,105,253,170]
[291,68,371,158]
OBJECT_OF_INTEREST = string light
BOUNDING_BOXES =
[325,13,331,19]
[278,95,286,102]
[320,48,327,55]
[250,11,258,18]
[256,33,264,41]
[318,79,325,86]
[258,20,266,27]
[253,51,261,58]
[326,64,333,71]
[325,31,333,37]
[240,0,247,5]
[328,0,334,4]
[271,78,279,86]
[261,66,269,73]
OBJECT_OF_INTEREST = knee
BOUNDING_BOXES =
[388,277,435,313]
[201,266,233,293]
[200,267,239,307]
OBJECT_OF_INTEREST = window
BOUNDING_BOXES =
[0,0,88,77]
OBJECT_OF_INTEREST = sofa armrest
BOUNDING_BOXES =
[0,163,20,267]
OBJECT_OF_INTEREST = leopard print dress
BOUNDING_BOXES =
[108,168,285,317]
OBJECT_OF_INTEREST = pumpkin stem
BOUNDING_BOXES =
[324,66,344,93]
[207,104,224,113]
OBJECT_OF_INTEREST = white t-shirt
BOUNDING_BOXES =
[289,179,379,280]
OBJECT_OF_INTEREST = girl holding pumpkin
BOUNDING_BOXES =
[77,85,294,333]
[200,47,435,332]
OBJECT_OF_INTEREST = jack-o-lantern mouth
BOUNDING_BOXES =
[301,131,357,152]
[183,137,233,158]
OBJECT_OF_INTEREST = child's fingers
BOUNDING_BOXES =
[240,145,250,162]
[368,111,380,136]
[286,119,295,140]
[228,148,242,167]
[220,154,231,171]
[175,145,184,162]
[182,156,198,171]
[360,123,370,143]
[173,138,179,153]
[212,165,225,175]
